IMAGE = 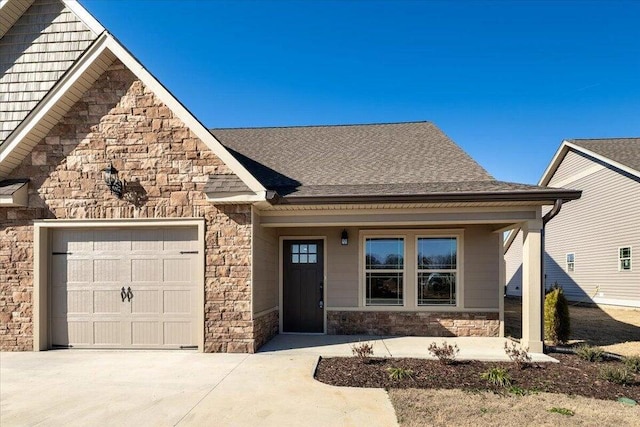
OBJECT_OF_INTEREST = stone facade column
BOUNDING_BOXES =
[521,219,543,352]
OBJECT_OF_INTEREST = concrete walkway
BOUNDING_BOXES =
[0,350,397,427]
[260,335,558,362]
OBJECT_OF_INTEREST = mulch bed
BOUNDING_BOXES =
[315,354,640,402]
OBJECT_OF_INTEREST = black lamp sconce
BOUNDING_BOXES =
[341,229,348,246]
[103,162,123,198]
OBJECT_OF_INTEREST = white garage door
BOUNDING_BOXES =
[50,227,199,349]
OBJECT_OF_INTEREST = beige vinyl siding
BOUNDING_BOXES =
[464,225,500,309]
[0,0,97,143]
[548,149,598,185]
[544,164,640,305]
[505,230,523,296]
[276,225,499,309]
[252,213,278,314]
[0,0,34,38]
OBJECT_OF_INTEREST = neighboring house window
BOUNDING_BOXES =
[365,237,404,306]
[619,247,632,271]
[417,237,457,305]
[566,253,575,272]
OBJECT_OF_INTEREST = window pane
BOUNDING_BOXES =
[365,272,403,306]
[621,259,631,270]
[566,253,574,263]
[292,244,299,254]
[308,254,317,263]
[292,254,299,263]
[418,272,456,305]
[308,244,317,254]
[620,247,631,258]
[300,254,308,263]
[300,244,308,253]
[418,238,457,269]
[366,238,404,269]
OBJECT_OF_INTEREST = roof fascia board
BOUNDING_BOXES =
[102,36,267,194]
[0,33,110,167]
[62,0,104,35]
[206,191,267,204]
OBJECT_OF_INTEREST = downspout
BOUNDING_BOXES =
[540,198,563,352]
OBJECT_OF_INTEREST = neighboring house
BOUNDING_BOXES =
[505,138,640,308]
[0,0,580,354]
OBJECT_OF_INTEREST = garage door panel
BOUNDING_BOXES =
[163,290,192,314]
[94,321,122,345]
[131,258,162,282]
[131,321,159,345]
[131,290,160,314]
[51,227,198,350]
[93,259,121,282]
[164,322,192,345]
[164,258,194,282]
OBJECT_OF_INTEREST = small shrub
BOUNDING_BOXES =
[624,355,640,373]
[544,286,570,344]
[351,342,374,363]
[548,407,574,416]
[575,344,604,362]
[504,341,532,369]
[600,366,634,385]
[428,341,460,365]
[387,366,414,381]
[481,367,511,387]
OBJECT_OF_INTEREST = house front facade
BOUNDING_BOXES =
[505,138,640,308]
[0,0,579,354]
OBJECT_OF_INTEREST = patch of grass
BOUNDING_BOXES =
[387,366,414,381]
[428,341,459,365]
[600,366,634,385]
[548,407,574,416]
[507,385,534,396]
[624,355,640,373]
[575,344,604,362]
[480,367,511,387]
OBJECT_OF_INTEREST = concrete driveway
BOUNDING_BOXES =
[0,350,397,427]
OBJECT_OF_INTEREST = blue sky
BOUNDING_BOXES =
[82,0,640,184]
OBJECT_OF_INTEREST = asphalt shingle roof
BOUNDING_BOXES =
[568,138,640,174]
[203,174,252,194]
[0,179,28,195]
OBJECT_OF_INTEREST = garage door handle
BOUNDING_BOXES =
[120,287,127,302]
[126,287,133,302]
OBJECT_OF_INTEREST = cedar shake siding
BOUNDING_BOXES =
[0,60,256,352]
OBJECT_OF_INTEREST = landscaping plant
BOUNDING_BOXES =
[428,341,460,365]
[544,286,570,344]
[575,344,604,362]
[351,341,374,363]
[599,366,634,385]
[624,355,640,373]
[480,367,511,387]
[504,341,532,369]
[548,407,574,416]
[387,367,414,381]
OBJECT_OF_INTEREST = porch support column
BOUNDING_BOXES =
[521,219,543,353]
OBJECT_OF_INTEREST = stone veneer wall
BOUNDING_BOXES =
[252,310,279,351]
[0,59,254,352]
[327,311,500,337]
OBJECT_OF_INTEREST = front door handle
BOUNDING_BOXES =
[121,287,127,302]
[126,287,133,302]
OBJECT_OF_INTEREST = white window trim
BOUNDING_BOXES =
[566,252,575,273]
[362,234,406,307]
[359,229,464,311]
[416,234,461,307]
[618,246,632,271]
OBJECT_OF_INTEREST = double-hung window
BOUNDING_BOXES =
[364,237,404,306]
[619,247,632,271]
[566,253,575,272]
[417,237,457,306]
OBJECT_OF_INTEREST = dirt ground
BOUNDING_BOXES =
[504,297,640,356]
[389,389,640,427]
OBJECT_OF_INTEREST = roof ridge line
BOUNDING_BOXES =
[209,120,433,131]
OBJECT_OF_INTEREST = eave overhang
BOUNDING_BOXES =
[0,179,29,207]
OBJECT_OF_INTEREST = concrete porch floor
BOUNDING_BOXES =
[259,334,558,362]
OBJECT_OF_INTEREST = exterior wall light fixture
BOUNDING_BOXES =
[103,162,123,198]
[341,229,348,245]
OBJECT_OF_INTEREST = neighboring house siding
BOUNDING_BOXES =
[505,149,640,307]
[545,161,640,306]
[0,60,255,352]
[0,0,97,143]
[505,229,523,296]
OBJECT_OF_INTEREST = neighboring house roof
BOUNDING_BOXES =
[504,137,640,252]
[0,0,265,198]
[212,122,581,204]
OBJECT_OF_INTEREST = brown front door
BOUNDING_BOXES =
[283,240,324,333]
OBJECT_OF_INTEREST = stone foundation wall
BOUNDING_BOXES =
[327,311,500,337]
[253,309,279,352]
[0,60,254,352]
